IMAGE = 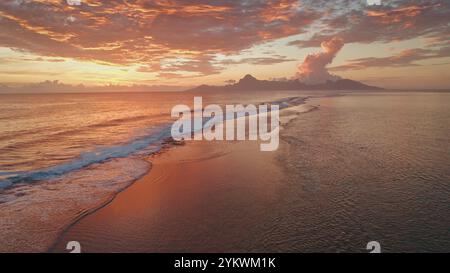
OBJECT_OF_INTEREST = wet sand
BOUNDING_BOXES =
[52,136,288,252]
[51,93,450,252]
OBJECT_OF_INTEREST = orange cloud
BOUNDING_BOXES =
[330,47,450,71]
[1,0,448,84]
[289,1,449,47]
[296,37,344,84]
[0,0,318,76]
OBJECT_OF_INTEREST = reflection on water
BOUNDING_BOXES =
[0,90,310,252]
[0,91,305,183]
[0,91,448,252]
[272,92,450,252]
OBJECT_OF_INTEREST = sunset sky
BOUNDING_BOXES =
[0,0,449,90]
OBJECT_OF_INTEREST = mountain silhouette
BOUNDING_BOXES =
[187,74,382,92]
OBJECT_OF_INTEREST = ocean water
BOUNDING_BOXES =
[0,91,306,187]
[0,92,195,186]
[0,91,449,252]
[0,90,308,252]
[272,92,450,252]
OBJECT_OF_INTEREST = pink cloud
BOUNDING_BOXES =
[296,37,344,84]
[330,46,450,71]
[0,0,318,76]
[289,1,449,47]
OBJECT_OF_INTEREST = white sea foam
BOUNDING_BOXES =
[0,157,150,252]
[0,96,308,189]
[0,94,311,252]
[0,124,172,189]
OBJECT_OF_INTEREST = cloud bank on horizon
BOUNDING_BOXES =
[0,0,449,88]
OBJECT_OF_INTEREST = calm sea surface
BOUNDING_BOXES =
[273,92,450,252]
[0,91,448,252]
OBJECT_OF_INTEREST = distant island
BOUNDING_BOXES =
[187,74,382,92]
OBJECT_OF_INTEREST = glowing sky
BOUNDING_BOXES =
[0,0,449,90]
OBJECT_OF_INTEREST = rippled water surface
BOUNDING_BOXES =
[273,92,450,252]
[0,91,449,252]
[0,90,307,252]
